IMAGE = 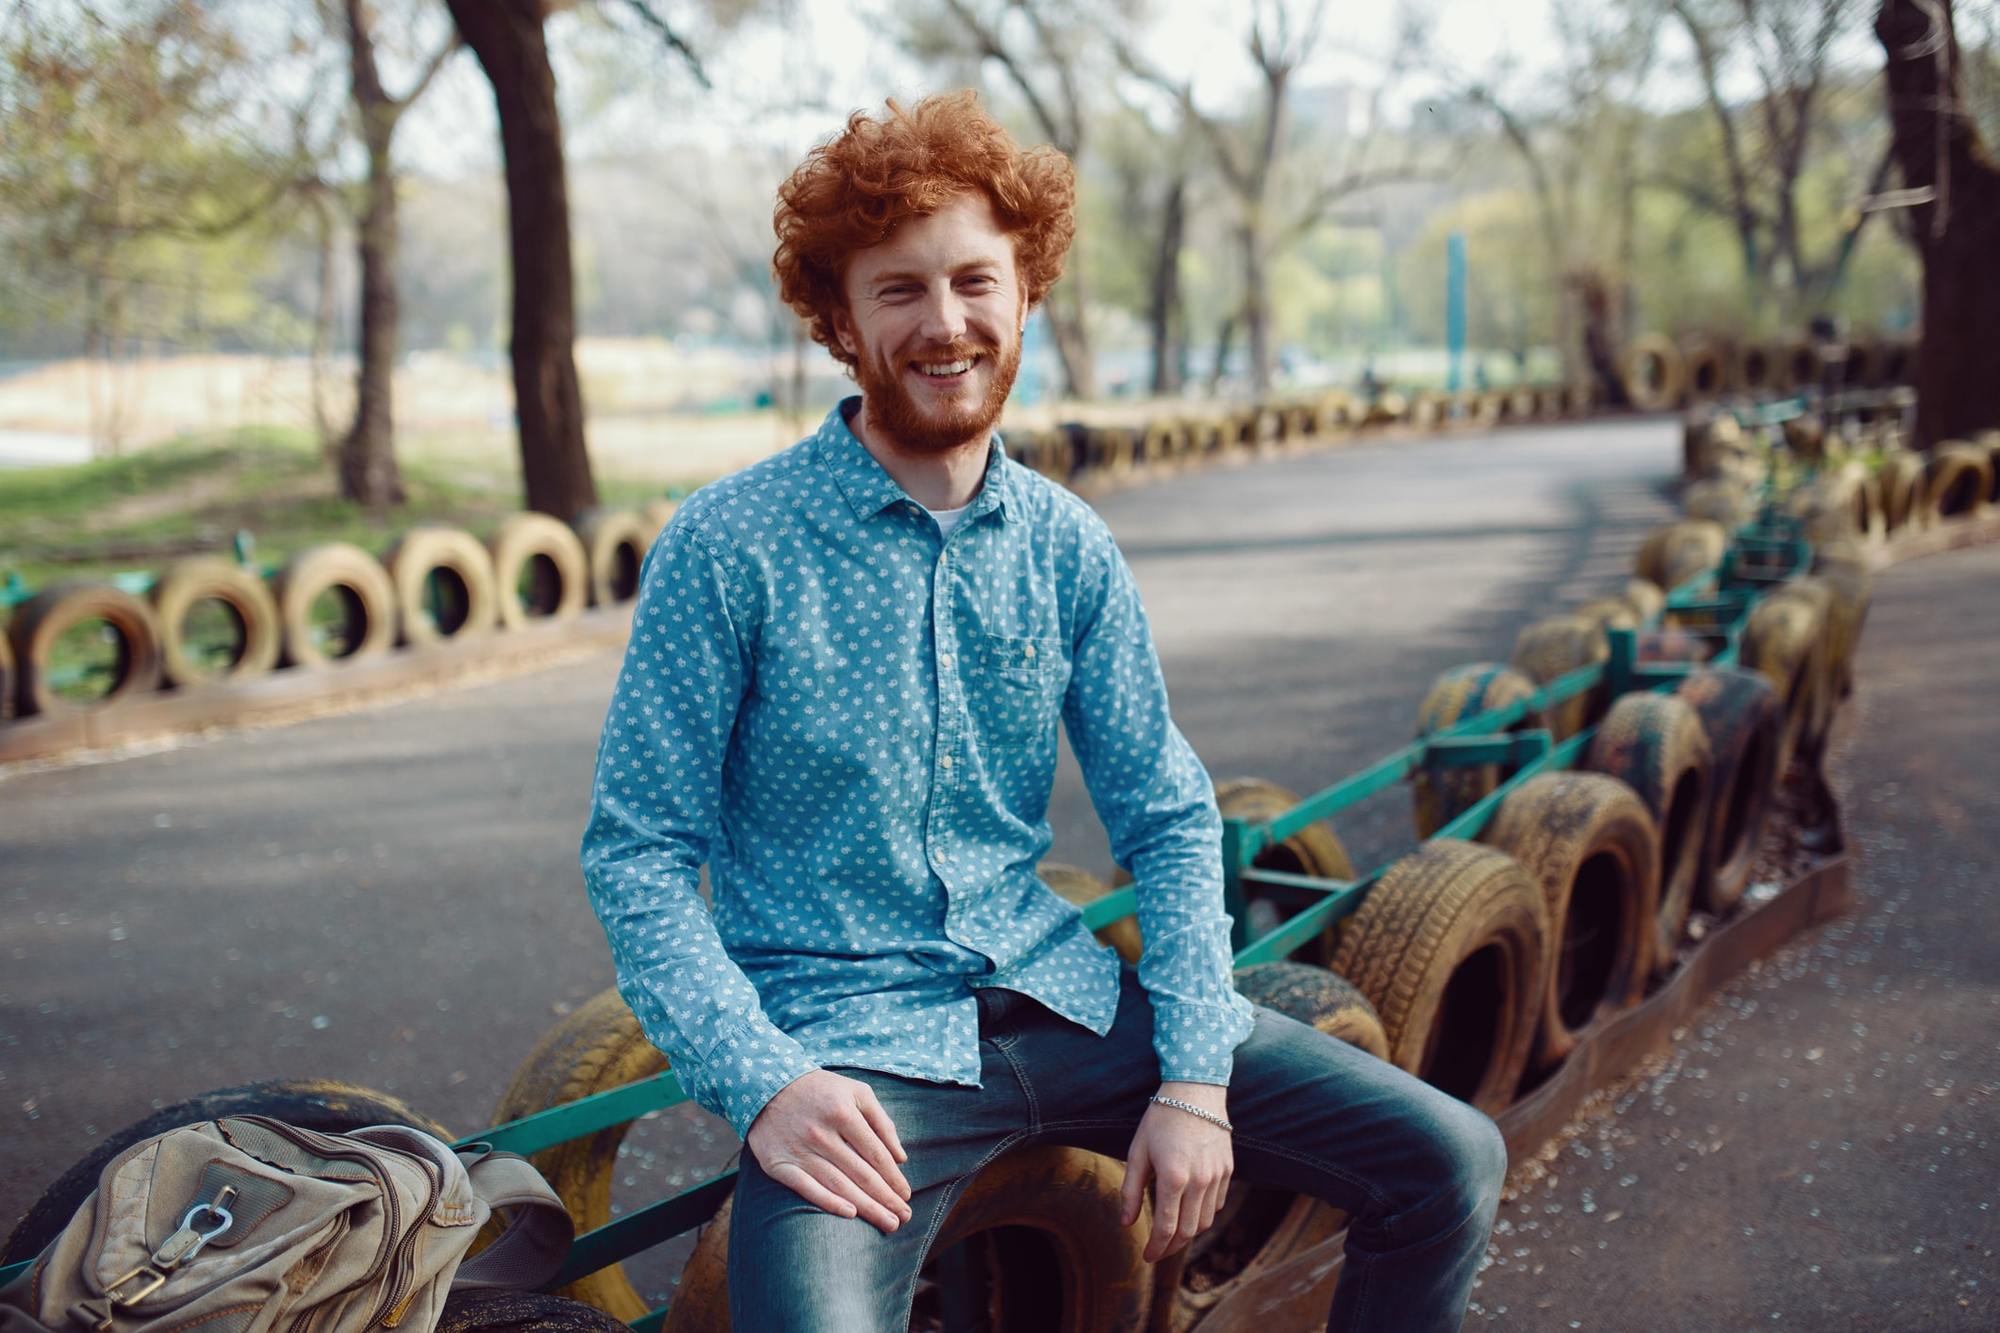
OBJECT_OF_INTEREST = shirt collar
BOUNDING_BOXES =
[816,396,1014,526]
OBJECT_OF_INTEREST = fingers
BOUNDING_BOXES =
[854,1085,909,1166]
[818,1130,915,1229]
[847,1093,912,1201]
[1147,1167,1188,1263]
[1121,1133,1151,1227]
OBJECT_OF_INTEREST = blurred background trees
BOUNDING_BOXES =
[1,0,1991,497]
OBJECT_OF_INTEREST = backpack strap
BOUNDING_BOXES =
[447,1149,572,1293]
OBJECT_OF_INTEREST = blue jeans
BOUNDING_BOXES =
[727,963,1507,1331]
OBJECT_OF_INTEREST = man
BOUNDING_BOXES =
[580,91,1506,1331]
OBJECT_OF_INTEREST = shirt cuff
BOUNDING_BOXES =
[691,1021,822,1140]
[1152,995,1256,1087]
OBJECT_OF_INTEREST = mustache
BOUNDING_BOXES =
[901,340,995,363]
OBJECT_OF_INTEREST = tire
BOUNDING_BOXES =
[1778,339,1820,393]
[1583,692,1714,977]
[1762,577,1840,757]
[1621,334,1684,412]
[1845,340,1881,388]
[1214,778,1354,966]
[1656,521,1728,592]
[6,581,164,717]
[1878,451,1925,532]
[1410,393,1446,432]
[150,556,282,687]
[1411,664,1547,837]
[489,987,667,1321]
[1142,418,1187,466]
[488,512,589,630]
[384,525,501,647]
[274,542,398,669]
[1781,412,1828,465]
[1313,393,1358,435]
[1096,426,1138,474]
[1278,404,1312,444]
[575,509,653,608]
[1740,591,1828,779]
[1737,342,1781,394]
[1,1078,452,1265]
[1327,840,1547,1113]
[1981,431,2000,504]
[1508,616,1610,742]
[1145,963,1387,1331]
[1683,478,1754,530]
[1573,597,1639,633]
[1622,578,1666,626]
[1479,772,1659,1066]
[438,1290,633,1333]
[1040,862,1143,964]
[662,1147,1153,1333]
[1680,340,1727,401]
[1504,389,1538,423]
[1878,341,1913,386]
[1806,548,1871,703]
[1472,392,1506,428]
[1635,626,1717,667]
[1674,667,1783,916]
[1923,443,1993,522]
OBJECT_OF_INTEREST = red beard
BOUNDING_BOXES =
[853,332,1022,455]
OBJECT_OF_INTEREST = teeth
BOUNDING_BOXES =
[919,358,975,376]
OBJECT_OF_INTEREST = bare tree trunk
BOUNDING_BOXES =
[341,127,407,506]
[1241,221,1274,395]
[1149,173,1186,397]
[445,0,597,522]
[308,189,339,452]
[1045,280,1096,401]
[1877,0,2000,447]
[1207,311,1239,397]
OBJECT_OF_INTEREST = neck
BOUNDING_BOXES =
[850,398,991,510]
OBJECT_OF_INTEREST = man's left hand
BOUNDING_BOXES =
[1121,1080,1234,1264]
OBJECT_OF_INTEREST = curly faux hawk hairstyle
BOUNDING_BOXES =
[772,90,1077,370]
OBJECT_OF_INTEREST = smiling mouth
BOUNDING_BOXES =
[912,355,981,381]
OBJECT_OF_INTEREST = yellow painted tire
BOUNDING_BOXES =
[1675,667,1783,917]
[1041,862,1143,964]
[1621,334,1685,412]
[150,556,282,687]
[1411,664,1547,838]
[1878,451,1927,532]
[1679,340,1727,401]
[1573,597,1639,634]
[384,525,501,648]
[488,512,590,629]
[1732,342,1777,395]
[1741,591,1829,780]
[1480,772,1659,1066]
[490,988,668,1321]
[7,581,165,717]
[274,542,398,669]
[1214,778,1354,967]
[575,509,653,607]
[1327,840,1548,1113]
[1923,443,1993,522]
[1622,578,1667,625]
[1583,692,1714,978]
[1778,339,1821,392]
[1508,615,1610,741]
[1683,479,1754,530]
[0,622,13,721]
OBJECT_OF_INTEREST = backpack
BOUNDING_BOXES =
[0,1115,573,1333]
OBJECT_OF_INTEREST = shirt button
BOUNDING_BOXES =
[940,754,954,771]
[1023,644,1037,659]
[940,653,955,669]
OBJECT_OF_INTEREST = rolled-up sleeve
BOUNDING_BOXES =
[579,514,819,1138]
[1060,523,1255,1086]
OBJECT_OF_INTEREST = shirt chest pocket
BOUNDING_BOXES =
[965,631,1064,747]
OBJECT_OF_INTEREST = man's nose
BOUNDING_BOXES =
[917,284,968,346]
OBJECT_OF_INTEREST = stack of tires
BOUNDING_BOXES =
[1625,332,1918,413]
[1,503,679,726]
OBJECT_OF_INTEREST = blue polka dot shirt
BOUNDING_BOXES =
[579,398,1254,1139]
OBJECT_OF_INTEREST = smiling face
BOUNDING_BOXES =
[833,191,1027,456]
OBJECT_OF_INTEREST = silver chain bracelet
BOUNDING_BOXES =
[1149,1094,1233,1133]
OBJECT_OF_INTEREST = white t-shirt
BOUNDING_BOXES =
[927,502,971,539]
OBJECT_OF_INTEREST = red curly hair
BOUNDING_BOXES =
[773,91,1076,370]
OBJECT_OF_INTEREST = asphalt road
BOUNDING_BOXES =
[4,417,1688,1304]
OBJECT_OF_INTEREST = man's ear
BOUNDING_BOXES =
[831,305,859,361]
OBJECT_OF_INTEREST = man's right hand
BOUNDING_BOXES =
[745,1069,914,1232]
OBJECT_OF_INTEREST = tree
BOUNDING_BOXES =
[1115,0,1427,395]
[325,0,461,507]
[443,0,599,521]
[1876,0,2000,446]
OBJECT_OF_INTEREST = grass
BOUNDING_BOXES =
[0,426,686,596]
